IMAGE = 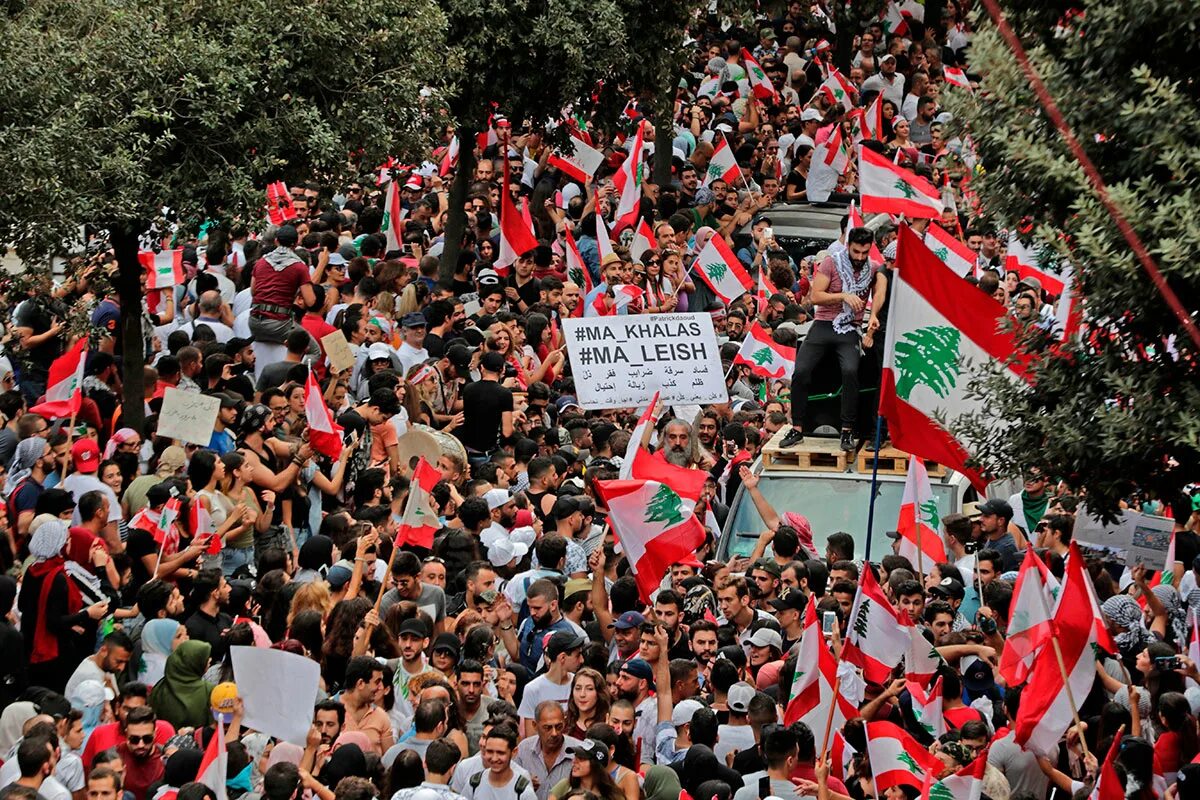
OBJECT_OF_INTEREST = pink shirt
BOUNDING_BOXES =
[813,255,879,323]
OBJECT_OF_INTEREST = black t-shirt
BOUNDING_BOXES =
[506,275,542,310]
[126,528,160,589]
[13,300,59,377]
[457,379,513,454]
[424,332,446,359]
[1173,530,1200,573]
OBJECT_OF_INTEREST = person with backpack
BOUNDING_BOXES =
[463,723,535,800]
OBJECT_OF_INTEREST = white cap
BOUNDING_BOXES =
[935,111,954,125]
[366,342,393,361]
[488,537,528,568]
[801,108,823,122]
[728,682,756,712]
[485,488,514,511]
[510,526,537,547]
[671,699,705,727]
[480,523,507,549]
[748,628,784,651]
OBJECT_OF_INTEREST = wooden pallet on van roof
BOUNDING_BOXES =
[856,446,946,479]
[761,431,852,473]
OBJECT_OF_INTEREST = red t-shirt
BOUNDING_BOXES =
[82,719,176,769]
[252,258,311,317]
[301,313,337,380]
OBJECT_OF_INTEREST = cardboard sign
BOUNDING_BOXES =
[561,313,725,409]
[230,646,320,744]
[156,388,220,446]
[320,330,357,375]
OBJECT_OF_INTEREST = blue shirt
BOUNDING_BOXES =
[517,615,574,672]
[208,428,236,455]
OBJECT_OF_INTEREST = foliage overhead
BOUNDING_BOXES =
[943,0,1200,513]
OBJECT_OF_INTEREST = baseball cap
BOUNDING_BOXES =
[224,337,252,357]
[484,488,514,511]
[564,578,591,599]
[398,618,430,639]
[480,352,506,373]
[727,682,756,713]
[880,53,897,63]
[751,558,782,578]
[884,530,902,540]
[476,268,501,285]
[611,611,646,630]
[671,699,705,728]
[72,438,101,473]
[445,344,473,372]
[1017,275,1043,293]
[768,592,807,613]
[241,403,271,435]
[326,252,348,267]
[212,392,240,409]
[326,565,353,591]
[977,498,1014,519]
[36,488,76,517]
[759,27,776,39]
[566,739,610,766]
[367,342,393,362]
[487,537,528,567]
[962,657,995,693]
[747,628,783,651]
[550,495,581,521]
[402,312,427,328]
[801,108,823,122]
[620,658,655,687]
[546,631,586,660]
[432,632,461,659]
[930,577,966,601]
[555,395,582,414]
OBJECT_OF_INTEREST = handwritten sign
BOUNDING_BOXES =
[320,330,356,375]
[156,388,220,446]
[562,313,725,409]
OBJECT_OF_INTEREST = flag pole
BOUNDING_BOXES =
[864,415,883,561]
[818,676,842,757]
[366,534,403,632]
[1047,634,1092,762]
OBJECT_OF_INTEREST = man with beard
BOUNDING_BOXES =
[113,708,163,800]
[517,631,584,733]
[688,620,719,672]
[653,590,693,661]
[615,659,658,767]
[509,578,574,672]
[514,703,579,800]
[484,488,518,530]
[391,618,436,730]
[447,561,499,617]
[780,227,887,452]
[654,419,707,470]
[747,559,783,606]
[559,282,583,319]
[380,552,447,632]
[312,700,344,748]
[696,413,719,452]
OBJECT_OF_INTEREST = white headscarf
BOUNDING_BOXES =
[28,519,69,562]
[3,437,47,498]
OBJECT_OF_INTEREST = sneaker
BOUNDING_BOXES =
[840,429,856,451]
[778,428,805,449]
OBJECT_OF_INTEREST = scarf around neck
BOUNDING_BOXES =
[830,248,874,335]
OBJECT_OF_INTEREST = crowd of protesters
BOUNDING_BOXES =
[0,3,1195,800]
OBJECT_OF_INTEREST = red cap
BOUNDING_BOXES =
[72,438,101,473]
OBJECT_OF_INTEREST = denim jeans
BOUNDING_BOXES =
[222,546,255,578]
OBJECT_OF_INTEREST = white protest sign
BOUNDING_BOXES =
[561,313,725,409]
[320,330,356,375]
[230,646,320,744]
[1127,512,1173,571]
[156,388,220,446]
[1072,504,1172,571]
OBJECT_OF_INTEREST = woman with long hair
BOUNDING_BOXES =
[188,450,251,572]
[582,725,640,799]
[549,739,623,800]
[321,597,372,692]
[218,451,273,578]
[888,117,920,166]
[1154,691,1198,782]
[566,668,611,740]
[638,250,677,315]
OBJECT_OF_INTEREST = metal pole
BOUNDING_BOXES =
[864,414,883,561]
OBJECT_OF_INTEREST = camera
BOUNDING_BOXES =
[504,364,518,379]
[962,539,980,554]
[977,614,998,634]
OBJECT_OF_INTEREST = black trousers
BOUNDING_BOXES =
[790,320,860,429]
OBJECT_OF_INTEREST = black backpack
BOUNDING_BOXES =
[469,770,531,798]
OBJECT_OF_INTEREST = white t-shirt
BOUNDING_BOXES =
[450,758,530,795]
[0,764,73,800]
[462,771,537,800]
[517,673,571,720]
[714,723,756,763]
[64,657,113,699]
[62,473,122,525]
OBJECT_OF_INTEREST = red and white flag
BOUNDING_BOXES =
[896,457,947,570]
[265,181,297,225]
[396,457,441,549]
[610,284,644,311]
[734,321,796,380]
[861,95,886,141]
[1005,234,1065,295]
[383,178,404,255]
[619,391,660,480]
[830,731,856,783]
[860,147,945,219]
[547,132,605,184]
[1014,541,1099,756]
[438,137,460,177]
[785,599,857,731]
[905,624,943,685]
[595,212,615,264]
[476,114,498,151]
[1092,730,1124,800]
[843,565,912,683]
[923,748,987,800]
[741,48,779,102]
[304,369,343,460]
[496,159,538,275]
[692,234,753,304]
[816,125,850,175]
[30,338,87,419]
[880,0,910,36]
[999,548,1059,686]
[906,676,947,738]
[703,133,742,187]
[630,219,658,265]
[563,227,594,297]
[865,721,943,792]
[818,70,856,111]
[925,224,979,278]
[195,720,227,800]
[611,122,646,232]
[1053,264,1082,341]
[943,66,973,90]
[603,452,708,601]
[140,250,184,289]
[880,227,1032,492]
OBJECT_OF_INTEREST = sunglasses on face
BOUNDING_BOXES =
[127,734,155,745]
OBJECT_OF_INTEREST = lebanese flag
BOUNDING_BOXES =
[596,472,707,602]
[382,178,404,255]
[1152,532,1178,589]
[905,624,943,685]
[628,448,706,505]
[830,731,856,781]
[476,114,498,151]
[865,721,943,792]
[496,160,538,274]
[304,369,342,460]
[563,227,594,296]
[595,212,615,264]
[896,457,948,570]
[1005,234,1066,295]
[438,137,460,177]
[611,121,646,232]
[396,457,441,549]
[849,202,885,264]
[843,565,912,683]
[30,338,87,419]
[818,70,856,111]
[1014,541,1099,756]
[611,285,644,311]
[999,548,1059,685]
[740,48,778,101]
[697,76,721,100]
[692,234,753,304]
[816,125,850,175]
[158,497,182,551]
[265,181,297,225]
[784,600,858,730]
[880,0,910,36]
[862,95,886,142]
[140,250,184,289]
[703,133,741,187]
[1053,265,1082,340]
[757,266,782,312]
[906,676,947,738]
[195,720,227,800]
[619,391,660,480]
[943,66,973,90]
[189,499,222,556]
[860,147,945,219]
[734,321,796,380]
[925,223,978,278]
[1189,612,1200,668]
[880,227,1032,493]
[923,748,987,800]
[548,132,605,184]
[630,219,658,264]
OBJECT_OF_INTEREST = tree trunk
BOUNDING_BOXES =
[437,123,478,287]
[835,2,856,75]
[110,226,145,433]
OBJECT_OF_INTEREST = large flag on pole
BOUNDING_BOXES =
[611,122,646,232]
[496,159,538,275]
[1005,234,1066,295]
[1014,541,1098,756]
[998,548,1059,686]
[692,235,753,304]
[815,125,850,175]
[703,133,742,187]
[843,565,912,683]
[304,369,343,460]
[740,49,779,101]
[196,720,228,800]
[865,721,943,792]
[925,224,978,278]
[860,147,944,218]
[896,457,947,569]
[734,321,796,380]
[563,227,594,298]
[879,226,1032,492]
[30,338,87,419]
[140,250,184,289]
[784,599,858,731]
[396,457,441,549]
[619,391,660,480]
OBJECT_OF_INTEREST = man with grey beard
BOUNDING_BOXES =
[654,418,707,469]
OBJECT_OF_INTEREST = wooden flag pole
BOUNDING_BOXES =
[819,676,842,758]
[1048,635,1091,762]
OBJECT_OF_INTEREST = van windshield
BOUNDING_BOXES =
[720,475,959,561]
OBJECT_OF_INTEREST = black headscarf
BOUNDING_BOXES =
[320,743,367,788]
[674,745,740,797]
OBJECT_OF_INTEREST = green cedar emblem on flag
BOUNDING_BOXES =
[708,163,723,180]
[934,246,949,261]
[751,347,774,366]
[896,751,921,772]
[705,261,728,282]
[893,325,961,401]
[853,597,871,638]
[928,782,954,800]
[892,179,919,199]
[644,484,685,527]
[920,498,940,529]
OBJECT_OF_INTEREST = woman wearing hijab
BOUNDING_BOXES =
[5,436,51,538]
[0,576,26,708]
[643,766,684,800]
[151,640,215,729]
[19,520,109,691]
[139,619,186,688]
[0,701,38,758]
[316,743,367,789]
